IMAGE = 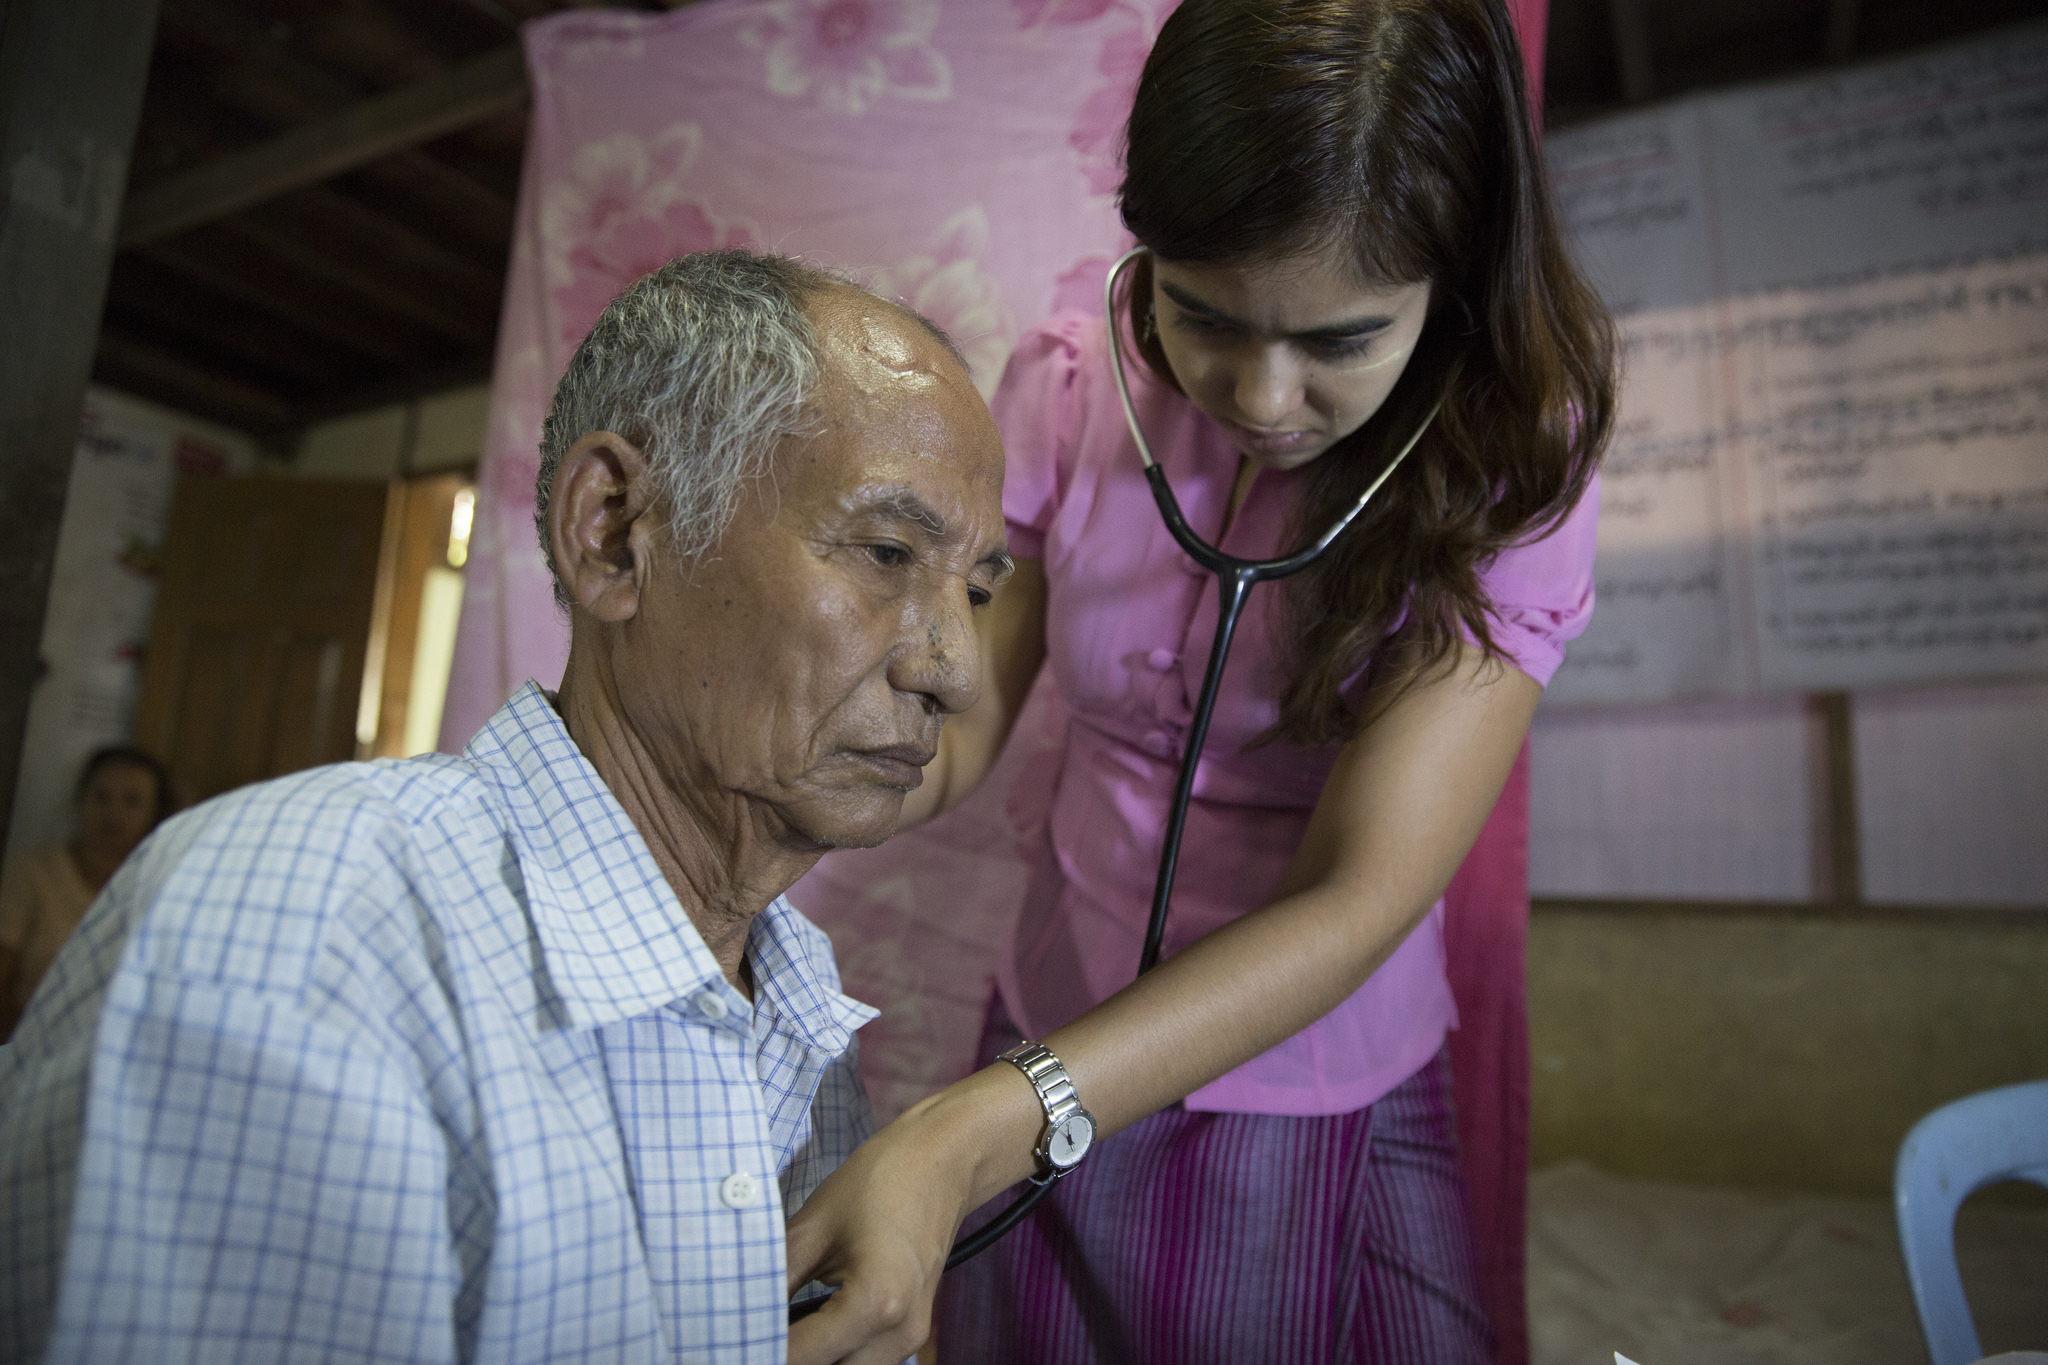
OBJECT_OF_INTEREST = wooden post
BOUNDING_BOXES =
[1605,0,1654,105]
[1817,691,1863,907]
[0,0,164,845]
[1824,0,1859,64]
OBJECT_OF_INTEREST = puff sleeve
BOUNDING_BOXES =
[990,314,1092,560]
[1474,472,1602,687]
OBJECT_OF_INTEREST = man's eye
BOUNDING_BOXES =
[968,586,992,608]
[865,543,911,568]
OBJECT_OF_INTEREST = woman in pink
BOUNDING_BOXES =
[783,3,1613,1361]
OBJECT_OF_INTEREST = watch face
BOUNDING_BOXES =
[1047,1113,1095,1168]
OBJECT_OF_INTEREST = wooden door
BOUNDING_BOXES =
[367,473,471,759]
[134,476,394,805]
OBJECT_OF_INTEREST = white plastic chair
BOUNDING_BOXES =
[1894,1080,2048,1365]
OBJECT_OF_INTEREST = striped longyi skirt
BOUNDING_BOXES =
[932,1012,1492,1365]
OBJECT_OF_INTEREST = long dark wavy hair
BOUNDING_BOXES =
[1118,0,1616,745]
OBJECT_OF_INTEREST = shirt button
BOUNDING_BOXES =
[1146,648,1177,671]
[695,991,729,1021]
[720,1172,760,1208]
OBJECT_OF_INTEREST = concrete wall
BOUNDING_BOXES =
[1528,902,2048,1196]
[285,384,490,482]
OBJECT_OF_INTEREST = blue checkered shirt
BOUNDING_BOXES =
[0,682,879,1364]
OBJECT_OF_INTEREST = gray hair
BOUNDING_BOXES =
[534,249,970,607]
[535,250,830,606]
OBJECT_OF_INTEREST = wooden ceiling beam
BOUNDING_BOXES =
[338,149,517,253]
[271,184,507,305]
[138,238,425,365]
[132,82,517,257]
[214,215,496,347]
[1606,0,1655,104]
[95,327,300,432]
[104,257,368,388]
[119,42,527,248]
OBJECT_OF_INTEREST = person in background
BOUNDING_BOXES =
[0,745,174,1041]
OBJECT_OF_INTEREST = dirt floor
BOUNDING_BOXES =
[1529,1162,2048,1365]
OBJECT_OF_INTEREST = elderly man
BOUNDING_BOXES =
[0,251,1009,1364]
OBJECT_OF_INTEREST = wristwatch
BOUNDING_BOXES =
[997,1040,1097,1185]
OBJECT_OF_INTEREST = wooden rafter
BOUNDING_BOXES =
[213,214,496,346]
[120,42,527,248]
[1605,0,1655,104]
[95,328,299,430]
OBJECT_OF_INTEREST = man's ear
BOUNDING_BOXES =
[549,431,659,623]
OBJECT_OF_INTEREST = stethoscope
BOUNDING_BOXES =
[940,247,1440,1268]
[794,249,1439,1318]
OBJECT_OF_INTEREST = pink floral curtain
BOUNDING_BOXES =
[443,0,1160,762]
[446,0,1548,1117]
[445,0,1177,1121]
[446,5,1547,1355]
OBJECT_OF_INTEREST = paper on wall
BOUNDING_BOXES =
[1547,22,2048,704]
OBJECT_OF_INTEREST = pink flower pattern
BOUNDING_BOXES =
[1010,0,1117,27]
[1068,20,1155,197]
[867,208,1016,397]
[740,0,952,116]
[540,125,758,352]
[1051,252,1122,316]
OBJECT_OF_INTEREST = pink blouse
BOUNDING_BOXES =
[992,313,1600,1117]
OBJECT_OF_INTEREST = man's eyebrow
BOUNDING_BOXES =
[854,486,1010,579]
[1158,281,1399,341]
[858,487,947,536]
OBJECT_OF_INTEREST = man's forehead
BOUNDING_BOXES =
[809,288,960,398]
[785,288,1001,534]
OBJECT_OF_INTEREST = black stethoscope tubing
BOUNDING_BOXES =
[794,250,1439,1316]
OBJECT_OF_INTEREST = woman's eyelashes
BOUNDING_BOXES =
[1303,329,1388,360]
[1170,311,1384,362]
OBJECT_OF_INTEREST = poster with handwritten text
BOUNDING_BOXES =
[1546,22,2048,704]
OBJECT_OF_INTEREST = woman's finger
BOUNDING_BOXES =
[786,1274,928,1365]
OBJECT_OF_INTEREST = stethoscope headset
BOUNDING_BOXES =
[794,247,1440,1318]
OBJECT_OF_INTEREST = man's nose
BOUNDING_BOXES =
[1234,346,1305,427]
[892,586,980,716]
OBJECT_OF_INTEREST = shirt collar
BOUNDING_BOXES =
[747,897,878,1057]
[461,682,724,1030]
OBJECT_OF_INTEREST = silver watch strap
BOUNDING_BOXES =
[998,1040,1085,1131]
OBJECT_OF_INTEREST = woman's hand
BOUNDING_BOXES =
[785,1064,1042,1364]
